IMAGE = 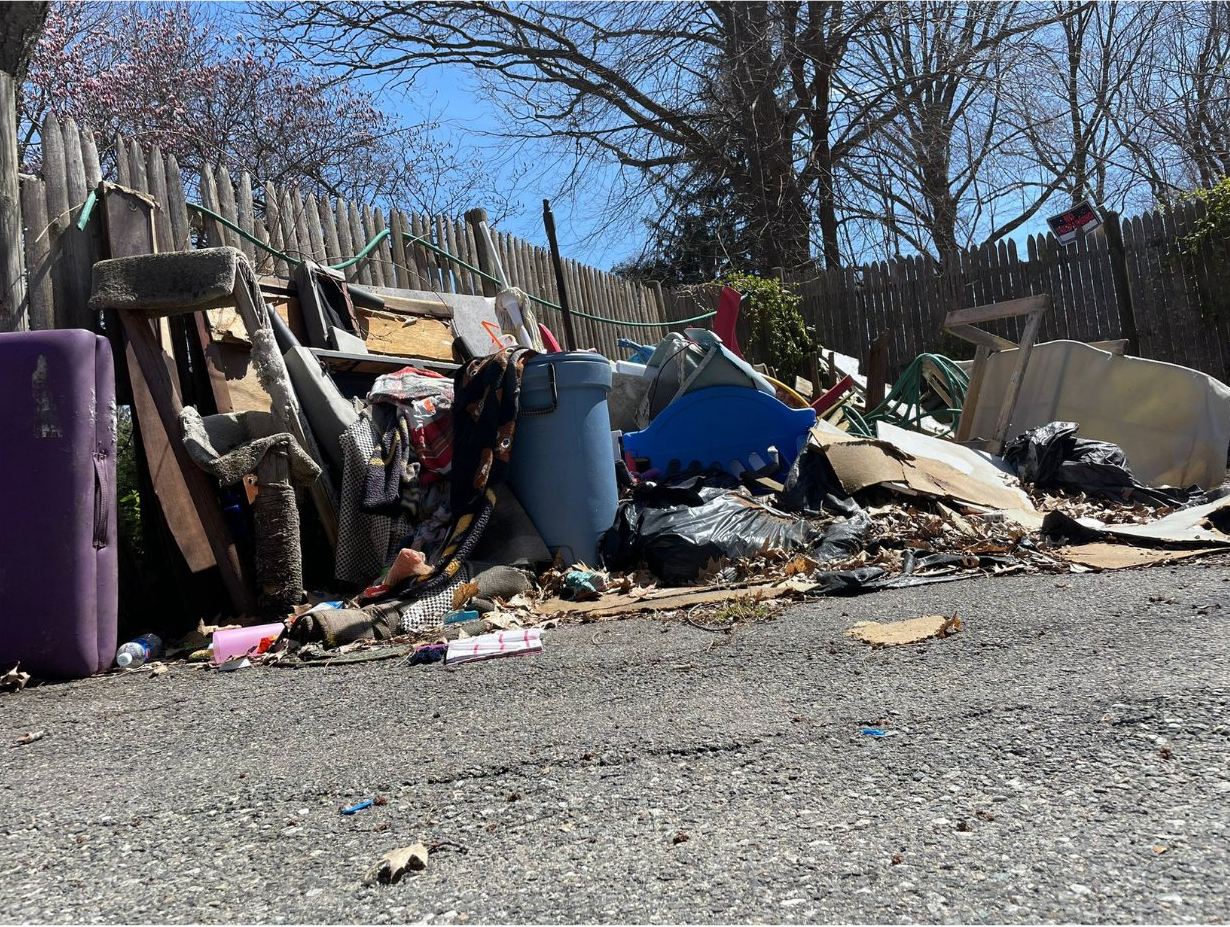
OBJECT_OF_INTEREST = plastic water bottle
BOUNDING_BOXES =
[115,633,163,669]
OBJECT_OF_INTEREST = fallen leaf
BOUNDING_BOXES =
[483,614,520,631]
[148,663,168,676]
[365,842,429,885]
[452,581,480,610]
[672,831,690,844]
[1152,845,1168,855]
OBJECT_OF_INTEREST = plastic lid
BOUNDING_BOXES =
[115,651,133,668]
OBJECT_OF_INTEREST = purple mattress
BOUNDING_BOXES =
[0,329,118,678]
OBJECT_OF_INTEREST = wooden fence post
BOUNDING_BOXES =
[1103,210,1140,355]
[464,207,503,297]
[0,72,26,331]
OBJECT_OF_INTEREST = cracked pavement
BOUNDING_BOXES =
[1,556,1228,924]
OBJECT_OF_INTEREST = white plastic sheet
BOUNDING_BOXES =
[965,341,1230,489]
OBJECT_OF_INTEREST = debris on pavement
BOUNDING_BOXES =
[11,730,47,747]
[365,842,430,885]
[445,628,544,666]
[340,799,375,816]
[847,614,963,646]
[1,664,31,693]
[9,244,1229,685]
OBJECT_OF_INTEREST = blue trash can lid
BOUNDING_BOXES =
[524,351,612,389]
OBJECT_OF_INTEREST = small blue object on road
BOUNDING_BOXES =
[861,727,888,737]
[340,799,375,815]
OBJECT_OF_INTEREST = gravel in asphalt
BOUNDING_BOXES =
[1,556,1228,924]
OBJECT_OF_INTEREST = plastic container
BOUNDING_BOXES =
[212,622,285,665]
[510,353,618,565]
[115,633,163,669]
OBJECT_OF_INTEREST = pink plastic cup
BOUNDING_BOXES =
[212,622,285,665]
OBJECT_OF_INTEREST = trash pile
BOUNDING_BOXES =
[3,253,1229,682]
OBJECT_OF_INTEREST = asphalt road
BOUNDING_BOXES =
[2,556,1228,924]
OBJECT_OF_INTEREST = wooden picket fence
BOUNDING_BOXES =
[16,114,672,360]
[14,113,1230,383]
[789,203,1230,383]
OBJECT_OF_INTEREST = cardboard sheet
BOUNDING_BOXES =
[847,614,962,646]
[964,341,1230,489]
[1051,543,1224,570]
[810,425,1033,513]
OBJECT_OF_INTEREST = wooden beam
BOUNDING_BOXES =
[944,294,1049,327]
[120,310,256,614]
[987,308,1046,453]
[945,323,1016,351]
[955,344,991,444]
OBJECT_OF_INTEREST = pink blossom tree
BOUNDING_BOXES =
[20,2,496,215]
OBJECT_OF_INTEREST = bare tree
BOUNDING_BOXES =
[1127,1,1230,199]
[843,1,1079,263]
[264,0,913,271]
[1006,1,1162,213]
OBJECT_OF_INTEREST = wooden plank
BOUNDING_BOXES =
[126,137,149,194]
[2,80,29,328]
[160,153,188,252]
[1182,199,1230,378]
[399,209,426,290]
[120,309,256,611]
[236,171,256,263]
[42,114,93,331]
[18,175,53,330]
[1139,211,1173,364]
[292,190,313,266]
[1158,204,1201,373]
[361,204,385,286]
[388,209,409,288]
[946,323,1015,351]
[348,201,371,285]
[955,344,991,443]
[216,165,241,251]
[334,197,355,281]
[145,144,173,252]
[373,207,394,286]
[263,183,286,276]
[80,126,102,188]
[198,162,226,248]
[451,216,475,294]
[280,186,303,267]
[304,193,327,264]
[319,194,342,266]
[944,294,1050,327]
[988,308,1045,453]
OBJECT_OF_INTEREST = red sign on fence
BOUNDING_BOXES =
[1046,200,1102,246]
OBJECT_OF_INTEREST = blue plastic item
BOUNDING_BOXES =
[510,353,618,565]
[622,386,816,480]
[617,337,655,363]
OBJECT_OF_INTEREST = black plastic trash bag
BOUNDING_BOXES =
[1002,421,1194,507]
[601,480,874,584]
[601,485,816,584]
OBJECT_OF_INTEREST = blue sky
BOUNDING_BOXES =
[357,64,646,272]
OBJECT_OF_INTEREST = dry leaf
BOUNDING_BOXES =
[483,614,520,630]
[452,581,480,610]
[365,842,430,885]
